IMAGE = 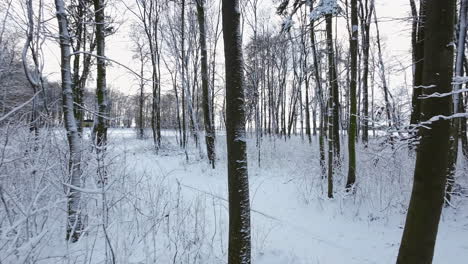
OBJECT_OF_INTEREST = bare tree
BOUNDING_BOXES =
[22,0,47,139]
[54,0,84,242]
[397,0,456,262]
[222,0,251,262]
[346,0,358,192]
[446,0,468,203]
[196,0,216,167]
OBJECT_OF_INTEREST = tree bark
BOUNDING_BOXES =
[446,0,467,204]
[326,14,340,160]
[55,0,83,242]
[397,0,455,262]
[409,0,426,130]
[93,0,108,149]
[222,0,251,262]
[359,0,373,145]
[196,0,216,168]
[346,0,358,192]
[310,11,326,179]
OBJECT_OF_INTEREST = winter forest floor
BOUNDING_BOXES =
[2,128,468,263]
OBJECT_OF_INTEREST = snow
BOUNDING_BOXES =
[309,0,342,21]
[1,128,467,263]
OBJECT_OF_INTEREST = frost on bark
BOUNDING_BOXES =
[325,11,340,159]
[54,0,83,242]
[222,0,251,263]
[326,13,337,198]
[309,3,326,179]
[397,0,455,262]
[309,0,341,196]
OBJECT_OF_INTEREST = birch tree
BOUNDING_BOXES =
[54,0,84,242]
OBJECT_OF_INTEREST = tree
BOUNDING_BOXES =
[70,0,96,134]
[222,0,251,262]
[346,0,358,192]
[22,0,47,140]
[358,0,374,145]
[310,0,341,197]
[446,0,468,204]
[397,0,456,262]
[93,0,108,184]
[309,2,327,179]
[128,0,163,150]
[130,27,149,139]
[54,0,84,242]
[409,0,426,132]
[196,0,216,168]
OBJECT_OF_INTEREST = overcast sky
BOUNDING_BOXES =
[38,0,413,98]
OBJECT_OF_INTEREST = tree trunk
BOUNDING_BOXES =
[326,14,340,159]
[196,0,216,168]
[181,0,187,149]
[446,0,467,204]
[359,0,373,145]
[93,0,107,149]
[346,0,358,192]
[397,0,455,262]
[222,0,251,262]
[409,0,426,130]
[55,0,83,242]
[310,13,326,179]
[373,8,394,131]
[138,53,145,139]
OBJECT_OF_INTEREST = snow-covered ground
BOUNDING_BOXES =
[1,128,467,263]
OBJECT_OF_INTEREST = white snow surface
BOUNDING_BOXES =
[1,128,468,263]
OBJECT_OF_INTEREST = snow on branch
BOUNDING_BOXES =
[453,76,468,84]
[309,0,341,21]
[419,88,468,99]
[0,91,40,122]
[420,113,468,127]
[62,182,110,194]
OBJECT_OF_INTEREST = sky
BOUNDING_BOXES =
[35,0,413,97]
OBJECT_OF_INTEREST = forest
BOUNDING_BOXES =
[0,0,467,263]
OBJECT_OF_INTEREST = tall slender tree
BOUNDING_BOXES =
[54,0,83,242]
[409,0,426,131]
[346,0,358,192]
[359,0,374,145]
[222,0,251,262]
[196,0,216,168]
[446,0,468,203]
[325,13,340,159]
[93,0,108,149]
[397,0,456,262]
[310,4,327,179]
